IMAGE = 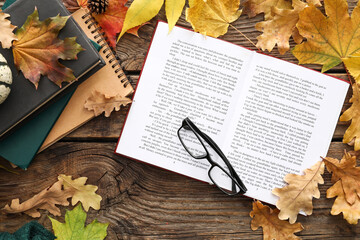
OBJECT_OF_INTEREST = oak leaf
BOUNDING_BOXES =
[118,0,164,40]
[185,0,242,38]
[93,0,142,48]
[12,8,83,89]
[292,0,360,73]
[250,200,304,240]
[323,151,360,205]
[84,90,132,117]
[166,0,186,33]
[0,12,17,48]
[1,180,72,218]
[50,203,108,240]
[255,0,306,55]
[272,161,324,224]
[59,174,102,211]
[327,181,360,224]
[340,84,360,150]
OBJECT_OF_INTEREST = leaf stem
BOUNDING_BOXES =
[229,23,259,51]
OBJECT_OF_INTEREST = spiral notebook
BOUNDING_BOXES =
[39,8,134,151]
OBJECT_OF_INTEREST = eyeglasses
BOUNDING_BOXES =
[177,117,247,195]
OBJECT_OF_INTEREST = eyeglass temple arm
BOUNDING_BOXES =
[202,132,247,191]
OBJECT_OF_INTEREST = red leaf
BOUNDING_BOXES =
[93,0,142,47]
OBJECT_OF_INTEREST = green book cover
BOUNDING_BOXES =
[0,0,101,169]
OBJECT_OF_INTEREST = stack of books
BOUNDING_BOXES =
[0,0,133,169]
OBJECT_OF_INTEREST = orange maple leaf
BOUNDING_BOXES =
[93,0,142,48]
[12,8,83,89]
[323,151,360,205]
[62,0,87,12]
[250,200,304,239]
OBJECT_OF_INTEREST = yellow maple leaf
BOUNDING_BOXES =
[255,0,306,55]
[250,200,304,239]
[243,0,292,20]
[323,151,360,205]
[272,161,324,224]
[185,0,242,38]
[165,0,185,33]
[327,180,360,224]
[293,0,360,73]
[118,0,164,40]
[343,51,360,82]
[59,174,102,211]
[340,84,360,150]
[0,12,17,49]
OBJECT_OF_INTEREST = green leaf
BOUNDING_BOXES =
[49,204,108,240]
[117,0,164,40]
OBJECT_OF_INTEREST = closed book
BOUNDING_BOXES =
[0,0,104,139]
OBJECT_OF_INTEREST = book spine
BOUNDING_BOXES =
[80,11,131,88]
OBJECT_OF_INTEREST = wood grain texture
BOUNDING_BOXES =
[1,0,360,238]
[0,142,359,239]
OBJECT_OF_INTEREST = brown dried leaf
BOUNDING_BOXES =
[243,0,292,20]
[0,12,17,48]
[1,180,72,218]
[323,151,360,205]
[255,0,307,54]
[250,200,304,240]
[327,180,360,224]
[272,161,324,224]
[59,174,102,211]
[84,90,132,117]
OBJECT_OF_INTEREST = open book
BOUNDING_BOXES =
[116,22,349,205]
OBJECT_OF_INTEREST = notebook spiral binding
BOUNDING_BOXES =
[81,11,131,88]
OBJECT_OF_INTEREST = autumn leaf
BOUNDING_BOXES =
[118,0,164,40]
[84,91,132,117]
[340,84,360,150]
[59,174,102,211]
[323,151,360,205]
[12,8,83,89]
[272,161,324,224]
[1,180,72,218]
[0,12,17,49]
[343,51,360,82]
[93,0,142,48]
[243,0,292,20]
[292,0,360,74]
[165,0,185,33]
[250,200,304,240]
[327,181,360,224]
[186,0,242,38]
[255,0,306,55]
[50,203,108,240]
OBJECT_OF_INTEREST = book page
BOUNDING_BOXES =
[223,53,349,203]
[116,22,254,184]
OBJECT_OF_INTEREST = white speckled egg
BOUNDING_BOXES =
[0,53,12,104]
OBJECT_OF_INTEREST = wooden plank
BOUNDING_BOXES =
[67,74,352,140]
[0,142,359,238]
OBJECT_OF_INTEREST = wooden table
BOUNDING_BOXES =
[1,1,360,239]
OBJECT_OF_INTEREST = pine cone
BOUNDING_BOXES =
[88,0,109,14]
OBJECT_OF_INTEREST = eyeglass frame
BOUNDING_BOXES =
[177,117,247,195]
